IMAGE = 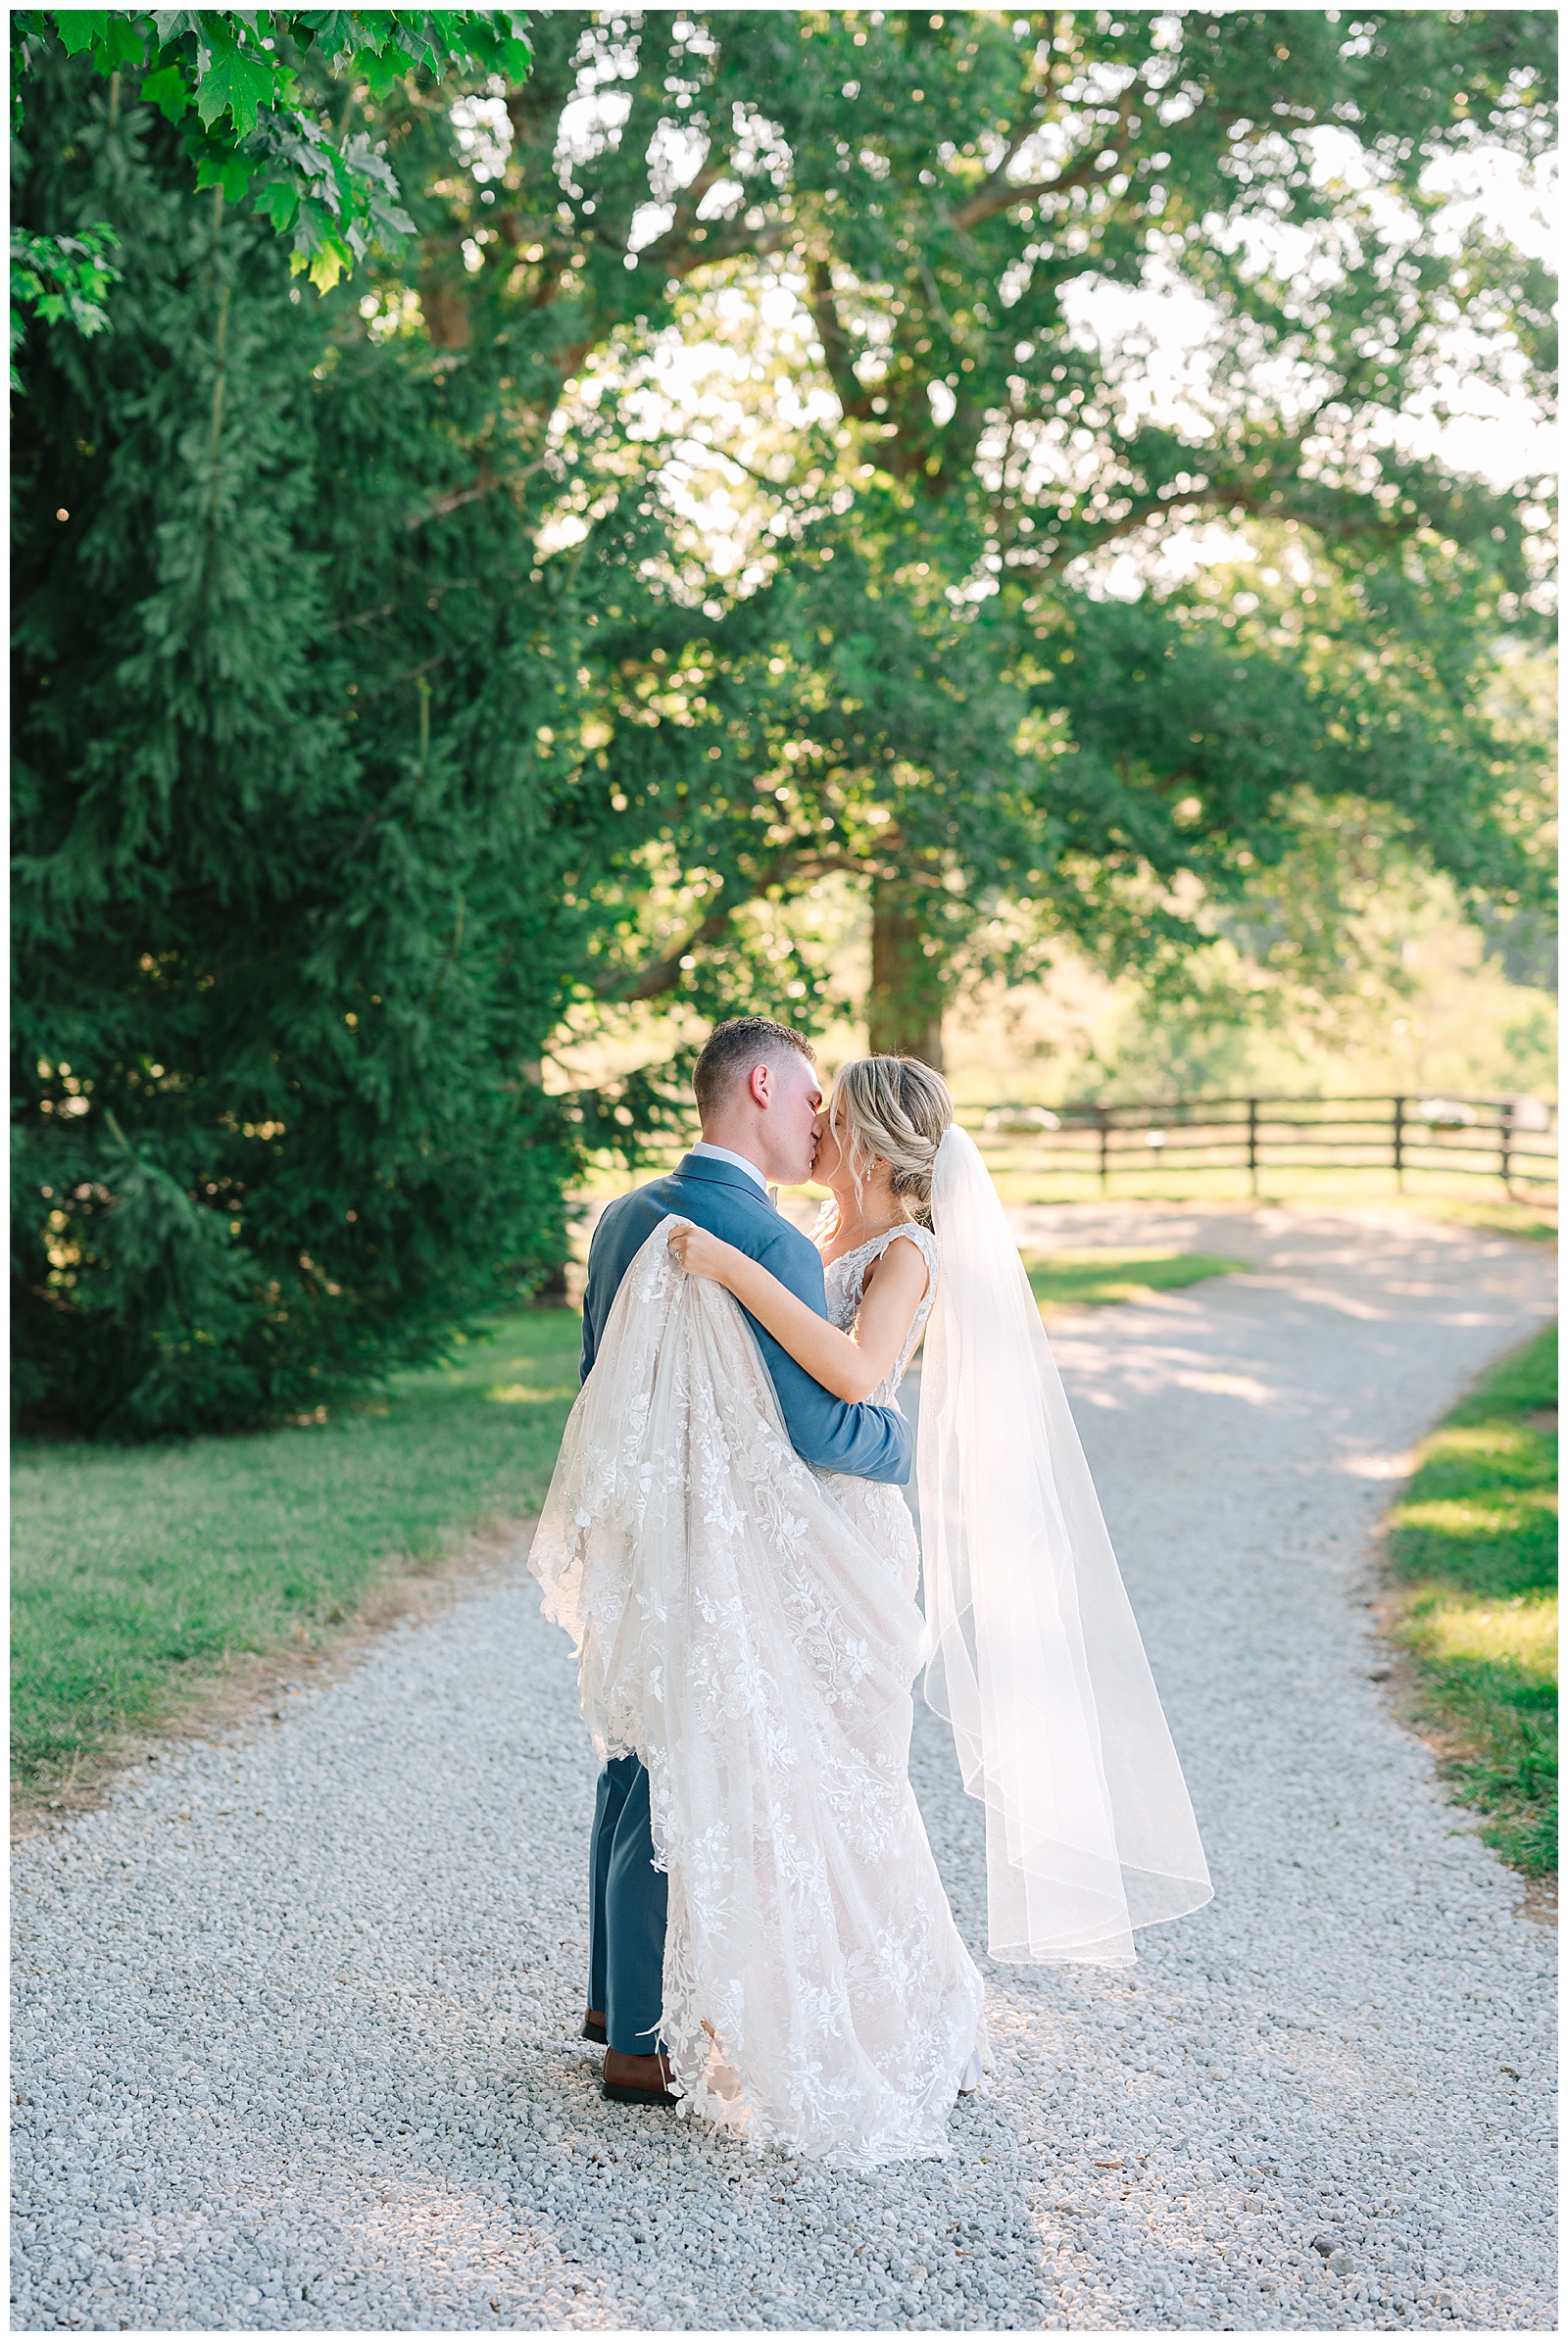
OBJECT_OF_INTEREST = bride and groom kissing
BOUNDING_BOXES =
[533,1016,1211,2171]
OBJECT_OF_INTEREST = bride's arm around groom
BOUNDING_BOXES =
[580,1017,910,1481]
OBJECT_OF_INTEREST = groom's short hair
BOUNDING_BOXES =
[694,1016,815,1120]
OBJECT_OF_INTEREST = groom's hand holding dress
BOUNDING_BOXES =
[577,1143,913,2099]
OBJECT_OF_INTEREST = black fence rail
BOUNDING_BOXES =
[970,1093,1558,1199]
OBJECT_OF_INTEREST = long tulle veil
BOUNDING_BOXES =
[918,1124,1212,1963]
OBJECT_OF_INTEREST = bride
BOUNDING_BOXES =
[532,1055,1209,2169]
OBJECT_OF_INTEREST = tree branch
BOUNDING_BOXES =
[807,259,874,423]
[325,601,397,634]
[951,87,1138,233]
[611,895,737,1003]
[639,152,797,282]
[915,258,963,345]
[947,111,1049,233]
[678,210,795,274]
[593,848,869,1003]
[404,454,550,532]
[406,464,496,530]
[1037,466,1411,574]
[358,653,448,701]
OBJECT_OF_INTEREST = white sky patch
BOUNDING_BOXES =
[627,200,676,255]
[1094,520,1274,606]
[554,86,632,186]
[450,88,513,184]
[534,509,591,559]
[645,117,710,200]
[1062,139,1557,492]
[1413,145,1556,266]
[534,95,1552,592]
[564,270,838,592]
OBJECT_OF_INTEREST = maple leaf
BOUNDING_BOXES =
[253,179,300,233]
[138,65,190,124]
[307,238,350,294]
[52,13,111,57]
[195,46,276,140]
[89,16,149,72]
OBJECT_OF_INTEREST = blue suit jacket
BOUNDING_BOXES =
[579,1152,913,1486]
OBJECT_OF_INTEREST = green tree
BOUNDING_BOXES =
[356,7,1553,1058]
[10,41,654,1437]
[9,223,119,388]
[8,5,533,392]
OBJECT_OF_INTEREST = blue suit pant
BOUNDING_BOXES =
[587,1754,667,2056]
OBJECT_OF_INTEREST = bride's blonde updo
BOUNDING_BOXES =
[828,1055,954,1228]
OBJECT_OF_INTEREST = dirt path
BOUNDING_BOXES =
[12,1205,1555,2331]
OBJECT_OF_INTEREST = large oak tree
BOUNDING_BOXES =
[367,7,1554,1058]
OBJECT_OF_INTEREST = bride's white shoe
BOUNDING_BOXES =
[957,2050,986,2099]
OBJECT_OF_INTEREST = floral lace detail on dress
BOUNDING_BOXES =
[815,1222,941,1615]
[822,1223,942,1401]
[530,1218,984,2167]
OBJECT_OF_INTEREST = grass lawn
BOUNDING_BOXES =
[1384,1325,1558,1878]
[11,1308,583,1797]
[1024,1247,1248,1316]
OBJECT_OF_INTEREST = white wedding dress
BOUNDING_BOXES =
[531,1217,986,2169]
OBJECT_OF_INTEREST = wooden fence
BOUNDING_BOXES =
[971,1093,1558,1199]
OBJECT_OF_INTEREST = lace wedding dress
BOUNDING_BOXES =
[531,1217,985,2169]
[816,1219,939,1606]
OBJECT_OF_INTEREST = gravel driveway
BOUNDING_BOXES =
[12,1203,1556,2332]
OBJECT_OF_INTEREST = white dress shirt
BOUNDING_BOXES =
[689,1140,769,1193]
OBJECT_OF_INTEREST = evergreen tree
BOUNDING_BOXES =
[11,48,637,1436]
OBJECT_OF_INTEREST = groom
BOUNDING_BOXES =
[576,1014,914,2105]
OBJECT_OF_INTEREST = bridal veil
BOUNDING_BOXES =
[919,1123,1212,1963]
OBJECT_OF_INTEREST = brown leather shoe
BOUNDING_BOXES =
[582,2009,607,2045]
[602,2047,679,2108]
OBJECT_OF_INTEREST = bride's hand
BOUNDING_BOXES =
[667,1223,743,1286]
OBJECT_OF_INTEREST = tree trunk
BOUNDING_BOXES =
[867,876,945,1069]
[419,270,472,350]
